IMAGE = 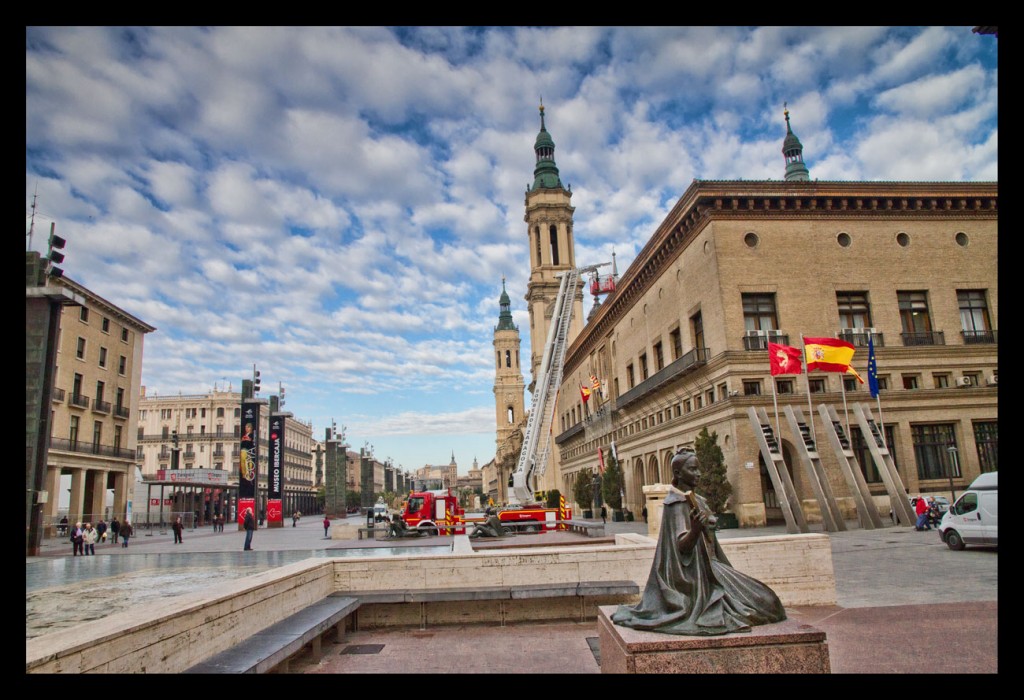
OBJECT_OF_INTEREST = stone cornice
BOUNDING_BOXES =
[564,180,997,373]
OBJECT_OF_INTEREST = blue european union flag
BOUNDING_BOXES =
[867,336,879,398]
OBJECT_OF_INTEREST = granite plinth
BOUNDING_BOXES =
[597,605,830,674]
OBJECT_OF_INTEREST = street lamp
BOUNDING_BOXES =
[946,445,959,503]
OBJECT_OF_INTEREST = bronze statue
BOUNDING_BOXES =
[611,448,786,635]
[384,514,425,539]
[469,507,508,538]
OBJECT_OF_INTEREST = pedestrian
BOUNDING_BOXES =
[927,497,942,529]
[243,508,255,551]
[600,506,607,525]
[642,505,648,523]
[120,520,133,547]
[172,516,184,544]
[292,511,300,527]
[110,516,121,544]
[323,515,331,538]
[216,514,223,533]
[70,521,83,556]
[96,518,107,544]
[58,515,69,537]
[914,495,931,531]
[82,522,97,555]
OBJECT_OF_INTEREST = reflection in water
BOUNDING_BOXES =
[26,546,452,640]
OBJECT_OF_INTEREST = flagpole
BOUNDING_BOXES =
[771,368,782,446]
[840,373,850,438]
[801,334,815,438]
[875,393,887,450]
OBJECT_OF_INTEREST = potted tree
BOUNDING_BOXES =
[695,427,736,529]
[602,451,625,521]
[573,470,594,519]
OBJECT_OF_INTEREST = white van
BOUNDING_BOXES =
[372,503,390,522]
[939,472,997,550]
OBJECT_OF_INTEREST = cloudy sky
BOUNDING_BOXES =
[25,26,998,475]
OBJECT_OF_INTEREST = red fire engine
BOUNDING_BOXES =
[399,489,466,535]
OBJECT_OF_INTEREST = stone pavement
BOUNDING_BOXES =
[26,516,998,673]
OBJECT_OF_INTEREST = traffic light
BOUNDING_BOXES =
[253,369,261,394]
[47,224,66,279]
[279,383,285,407]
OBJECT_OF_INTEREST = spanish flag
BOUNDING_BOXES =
[804,336,856,373]
[580,384,591,403]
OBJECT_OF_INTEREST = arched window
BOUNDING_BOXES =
[534,226,542,266]
[507,406,514,424]
[505,350,511,368]
[549,225,560,265]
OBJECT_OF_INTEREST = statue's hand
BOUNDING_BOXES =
[691,509,709,531]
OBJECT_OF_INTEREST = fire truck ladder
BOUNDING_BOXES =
[782,405,846,532]
[510,267,580,505]
[747,406,808,534]
[816,404,884,530]
[852,403,916,526]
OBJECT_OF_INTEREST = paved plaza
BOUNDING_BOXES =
[27,516,998,673]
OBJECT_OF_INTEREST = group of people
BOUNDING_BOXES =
[68,516,133,553]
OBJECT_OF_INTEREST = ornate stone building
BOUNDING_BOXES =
[550,110,997,527]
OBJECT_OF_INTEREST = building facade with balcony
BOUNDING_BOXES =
[549,112,997,527]
[42,274,156,532]
[136,387,318,520]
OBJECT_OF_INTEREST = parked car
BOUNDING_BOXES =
[940,472,998,550]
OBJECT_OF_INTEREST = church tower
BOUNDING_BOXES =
[493,277,526,501]
[782,103,811,181]
[524,103,584,391]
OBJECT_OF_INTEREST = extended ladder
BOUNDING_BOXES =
[783,405,846,532]
[852,403,916,526]
[747,407,808,534]
[816,404,884,530]
[510,267,579,504]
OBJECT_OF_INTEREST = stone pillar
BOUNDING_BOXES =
[68,468,86,524]
[44,467,62,536]
[642,483,671,540]
[86,470,106,523]
[111,470,127,520]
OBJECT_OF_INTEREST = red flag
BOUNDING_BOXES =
[768,341,803,376]
[597,447,605,473]
[580,384,591,403]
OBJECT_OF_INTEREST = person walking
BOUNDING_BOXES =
[96,518,107,545]
[172,516,184,544]
[110,516,121,545]
[120,520,133,547]
[642,505,648,523]
[82,523,97,555]
[600,506,607,525]
[70,522,84,556]
[58,515,69,537]
[243,508,255,551]
[914,495,932,531]
[323,515,331,538]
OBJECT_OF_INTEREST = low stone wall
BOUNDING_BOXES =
[26,533,835,673]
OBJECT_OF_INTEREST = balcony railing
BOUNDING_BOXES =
[48,436,135,460]
[837,329,885,348]
[901,331,945,346]
[113,405,130,419]
[743,332,789,351]
[51,387,65,403]
[92,398,111,414]
[962,329,997,344]
[183,451,197,460]
[616,346,710,410]
[69,393,90,409]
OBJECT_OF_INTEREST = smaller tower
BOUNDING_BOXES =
[782,103,810,182]
[492,277,526,503]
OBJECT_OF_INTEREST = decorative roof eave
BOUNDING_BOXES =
[53,275,158,333]
[563,179,998,372]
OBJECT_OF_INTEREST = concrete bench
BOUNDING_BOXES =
[561,519,607,537]
[356,526,382,540]
[184,596,360,674]
[343,580,639,629]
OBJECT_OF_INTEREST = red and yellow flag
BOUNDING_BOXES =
[804,337,856,373]
[580,384,591,403]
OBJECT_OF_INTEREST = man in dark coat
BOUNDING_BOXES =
[243,508,255,551]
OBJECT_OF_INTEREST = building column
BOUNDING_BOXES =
[68,468,86,524]
[85,470,105,523]
[111,470,127,521]
[44,467,63,536]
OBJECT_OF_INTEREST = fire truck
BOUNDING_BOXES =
[398,489,466,536]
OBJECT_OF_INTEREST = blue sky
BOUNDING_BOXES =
[25,27,998,475]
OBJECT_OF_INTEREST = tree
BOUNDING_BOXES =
[572,470,594,513]
[601,450,623,511]
[695,427,731,515]
[545,488,562,509]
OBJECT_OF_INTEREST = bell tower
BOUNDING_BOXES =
[493,277,526,484]
[524,102,584,392]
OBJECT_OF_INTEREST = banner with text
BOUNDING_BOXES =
[237,401,260,526]
[267,414,284,525]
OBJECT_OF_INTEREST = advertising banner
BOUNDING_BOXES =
[237,401,259,526]
[267,414,284,526]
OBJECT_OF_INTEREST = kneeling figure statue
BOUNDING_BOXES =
[469,507,507,538]
[611,448,786,636]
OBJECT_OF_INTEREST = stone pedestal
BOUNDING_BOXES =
[597,606,830,674]
[641,483,670,540]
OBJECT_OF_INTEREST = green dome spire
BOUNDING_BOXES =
[530,101,564,191]
[496,277,516,331]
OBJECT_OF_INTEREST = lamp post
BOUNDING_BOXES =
[946,445,959,503]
